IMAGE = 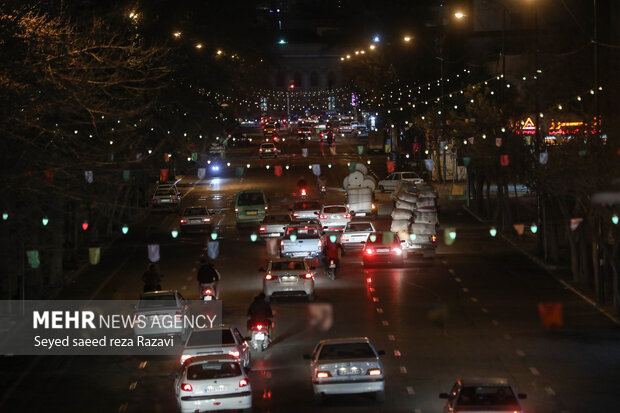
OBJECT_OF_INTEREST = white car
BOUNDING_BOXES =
[152,186,181,208]
[132,291,188,338]
[259,142,278,158]
[262,258,315,301]
[174,355,252,413]
[377,171,424,193]
[305,337,385,403]
[439,378,527,413]
[341,221,376,251]
[180,206,213,233]
[318,205,351,232]
[291,200,322,221]
[181,326,251,370]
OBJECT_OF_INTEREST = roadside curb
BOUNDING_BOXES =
[462,205,620,327]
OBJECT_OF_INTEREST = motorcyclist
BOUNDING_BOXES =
[247,292,273,333]
[142,263,162,292]
[317,174,326,190]
[323,235,342,270]
[197,258,220,298]
[297,177,308,193]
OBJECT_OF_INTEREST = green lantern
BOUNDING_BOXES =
[409,233,417,241]
[290,234,297,242]
[369,234,377,243]
[2,212,8,221]
[210,232,218,240]
[612,214,619,225]
[489,227,497,237]
[530,223,538,234]
[250,233,258,242]
[42,217,49,226]
[171,229,179,238]
[449,231,456,240]
[329,235,337,243]
[121,225,129,235]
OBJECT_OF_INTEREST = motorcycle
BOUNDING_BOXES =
[327,259,337,280]
[319,185,326,198]
[199,282,218,301]
[299,187,308,197]
[248,319,270,352]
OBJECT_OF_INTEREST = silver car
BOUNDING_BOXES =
[152,186,181,208]
[291,201,322,220]
[181,326,251,370]
[377,172,424,193]
[439,378,527,413]
[132,291,188,337]
[318,205,351,232]
[180,207,213,233]
[341,221,376,251]
[262,258,315,301]
[305,337,386,403]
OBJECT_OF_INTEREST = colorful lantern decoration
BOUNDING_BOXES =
[84,170,94,183]
[489,227,497,237]
[160,169,169,182]
[612,214,619,225]
[500,155,509,167]
[409,233,417,241]
[89,247,101,265]
[530,223,538,234]
[123,170,131,182]
[171,229,179,238]
[250,233,258,242]
[42,217,49,226]
[82,221,89,231]
[2,212,8,221]
[210,232,218,240]
[121,225,129,234]
[26,250,40,268]
[386,161,395,173]
[147,244,160,262]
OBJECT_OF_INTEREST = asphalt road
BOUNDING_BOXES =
[1,132,619,413]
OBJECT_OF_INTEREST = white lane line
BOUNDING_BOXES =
[455,277,462,283]
[503,333,512,340]
[529,367,540,376]
[138,361,148,369]
[516,349,526,357]
[118,403,128,412]
[471,297,478,303]
[481,307,488,313]
[462,287,469,293]
[545,386,556,396]
[491,320,500,326]
[406,386,415,395]
[448,269,455,275]
[394,350,402,357]
[400,366,407,374]
[388,334,395,341]
[376,308,384,314]
[382,320,389,326]
[129,381,137,391]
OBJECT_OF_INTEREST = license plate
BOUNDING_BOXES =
[356,212,366,216]
[270,233,280,236]
[160,199,170,203]
[283,276,296,282]
[377,248,389,253]
[190,219,201,223]
[247,210,258,215]
[254,332,265,340]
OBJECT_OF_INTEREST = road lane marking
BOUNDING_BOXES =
[394,350,402,356]
[372,297,379,302]
[471,297,478,303]
[448,269,455,275]
[406,386,415,395]
[529,367,540,376]
[481,307,488,313]
[462,287,469,293]
[118,403,128,412]
[491,320,499,326]
[516,349,526,357]
[139,361,148,369]
[376,308,384,313]
[545,386,556,396]
[382,320,389,326]
[388,334,395,341]
[400,366,407,374]
[455,277,462,283]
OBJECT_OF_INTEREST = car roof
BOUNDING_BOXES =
[458,378,511,387]
[318,337,370,345]
[184,355,239,367]
[322,204,347,208]
[140,290,177,297]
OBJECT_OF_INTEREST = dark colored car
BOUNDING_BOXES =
[362,232,404,267]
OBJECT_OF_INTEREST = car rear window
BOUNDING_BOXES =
[184,208,208,216]
[261,144,275,149]
[323,206,346,214]
[271,261,305,271]
[318,342,376,360]
[294,202,321,210]
[137,294,177,309]
[155,189,176,196]
[237,192,265,206]
[187,329,236,347]
[457,386,518,406]
[366,232,400,245]
[187,362,241,380]
[347,223,373,232]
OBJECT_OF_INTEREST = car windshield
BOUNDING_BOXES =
[346,223,373,232]
[263,215,288,223]
[366,232,399,245]
[186,362,241,380]
[184,208,208,216]
[294,202,321,210]
[271,261,305,271]
[401,173,419,179]
[187,329,236,347]
[137,294,177,309]
[237,192,264,206]
[262,144,275,149]
[318,342,376,360]
[323,206,346,214]
[286,226,319,238]
[457,386,518,406]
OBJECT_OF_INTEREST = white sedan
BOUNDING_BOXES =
[305,337,385,403]
[174,355,252,413]
[318,205,351,231]
[262,258,315,301]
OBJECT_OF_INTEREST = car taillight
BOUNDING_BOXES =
[365,248,374,255]
[431,235,437,243]
[180,219,187,224]
[259,227,266,232]
[203,218,210,222]
[344,213,351,219]
[175,311,182,321]
[392,247,402,255]
[342,237,349,242]
[316,371,331,378]
[181,383,193,392]
[293,213,300,217]
[367,368,382,376]
[228,350,240,358]
[371,203,376,209]
[319,214,327,219]
[256,324,263,331]
[238,378,248,388]
[301,273,313,279]
[265,273,276,280]
[180,354,192,364]
[152,199,158,203]
[172,198,178,202]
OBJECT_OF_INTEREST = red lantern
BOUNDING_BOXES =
[82,221,89,231]
[160,169,169,182]
[386,160,395,173]
[412,143,420,153]
[274,165,282,177]
[45,170,54,184]
[500,155,509,167]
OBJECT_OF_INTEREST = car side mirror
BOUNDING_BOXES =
[377,350,385,356]
[303,354,312,360]
[518,393,527,400]
[258,268,265,272]
[439,393,449,399]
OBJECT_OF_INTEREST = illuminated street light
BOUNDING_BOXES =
[403,35,412,42]
[216,49,223,55]
[346,54,351,59]
[373,35,380,43]
[195,43,203,49]
[369,44,376,50]
[454,11,466,19]
[173,31,181,38]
